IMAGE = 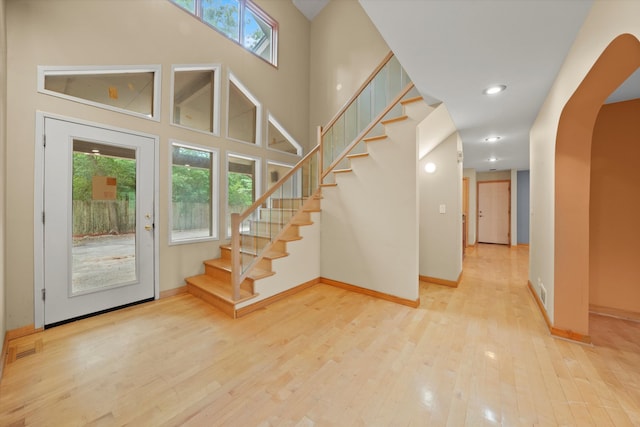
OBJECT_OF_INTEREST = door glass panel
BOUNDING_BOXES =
[72,140,137,294]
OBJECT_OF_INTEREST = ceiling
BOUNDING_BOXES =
[295,0,640,172]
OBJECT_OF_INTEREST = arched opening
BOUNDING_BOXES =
[554,34,640,339]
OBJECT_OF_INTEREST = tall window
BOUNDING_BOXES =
[170,0,278,66]
[170,142,218,243]
[171,65,221,135]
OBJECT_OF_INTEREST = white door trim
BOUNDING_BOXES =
[33,111,160,329]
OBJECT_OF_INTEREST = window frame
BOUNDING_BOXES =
[227,72,262,146]
[168,140,219,245]
[169,0,278,67]
[170,64,221,136]
[267,113,303,156]
[37,65,162,121]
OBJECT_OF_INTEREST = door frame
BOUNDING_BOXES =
[476,179,511,245]
[33,111,160,329]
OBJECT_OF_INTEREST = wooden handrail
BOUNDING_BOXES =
[321,51,395,136]
[321,82,415,179]
[237,145,320,224]
[231,52,410,299]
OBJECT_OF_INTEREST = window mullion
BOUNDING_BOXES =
[238,0,245,45]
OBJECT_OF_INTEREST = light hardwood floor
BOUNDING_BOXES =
[1,244,639,426]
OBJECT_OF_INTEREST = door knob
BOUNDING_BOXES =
[145,224,153,231]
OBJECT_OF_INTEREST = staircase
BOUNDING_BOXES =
[185,195,321,318]
[185,51,429,318]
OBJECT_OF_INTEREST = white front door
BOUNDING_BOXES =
[477,181,510,245]
[42,117,156,326]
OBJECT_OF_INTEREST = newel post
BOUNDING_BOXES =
[230,213,241,301]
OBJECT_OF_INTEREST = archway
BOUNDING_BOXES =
[554,33,640,340]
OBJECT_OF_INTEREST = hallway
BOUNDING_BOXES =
[1,245,639,426]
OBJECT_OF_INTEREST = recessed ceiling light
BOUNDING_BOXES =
[91,149,100,153]
[484,136,501,142]
[488,157,497,162]
[483,85,506,95]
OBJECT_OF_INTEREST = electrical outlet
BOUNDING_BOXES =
[540,283,547,307]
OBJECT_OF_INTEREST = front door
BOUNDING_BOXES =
[42,117,156,326]
[477,181,510,245]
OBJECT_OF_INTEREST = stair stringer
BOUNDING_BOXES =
[235,211,321,310]
[320,112,425,302]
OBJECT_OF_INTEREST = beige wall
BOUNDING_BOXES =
[590,99,640,315]
[309,0,389,143]
[530,0,640,329]
[5,0,310,329]
[419,132,463,281]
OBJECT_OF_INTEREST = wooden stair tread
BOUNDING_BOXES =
[381,115,408,125]
[241,231,302,242]
[220,244,289,260]
[205,258,275,280]
[363,135,387,143]
[347,152,369,159]
[292,220,313,226]
[333,168,352,174]
[185,274,256,303]
[400,96,423,105]
[252,219,312,226]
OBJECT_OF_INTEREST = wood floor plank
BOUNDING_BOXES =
[2,244,640,426]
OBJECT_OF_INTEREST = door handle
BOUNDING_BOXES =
[145,224,153,231]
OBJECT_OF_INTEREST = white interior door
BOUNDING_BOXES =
[43,117,156,326]
[478,181,510,244]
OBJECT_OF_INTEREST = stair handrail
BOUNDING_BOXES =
[322,51,394,134]
[321,81,415,179]
[236,146,320,225]
[319,51,416,179]
[230,50,414,300]
[230,145,320,298]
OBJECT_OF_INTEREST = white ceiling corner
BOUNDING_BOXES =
[359,0,600,172]
[292,0,329,21]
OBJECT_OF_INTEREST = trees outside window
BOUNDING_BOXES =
[170,0,278,66]
[170,142,218,243]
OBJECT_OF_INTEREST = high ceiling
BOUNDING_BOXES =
[295,0,640,172]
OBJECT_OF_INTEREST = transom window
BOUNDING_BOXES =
[171,65,221,135]
[38,65,161,121]
[170,0,278,66]
[227,74,261,145]
[268,114,302,156]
